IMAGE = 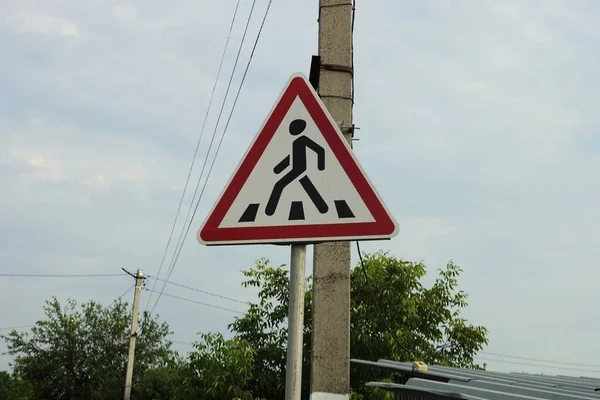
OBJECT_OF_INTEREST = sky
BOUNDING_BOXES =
[1,0,600,379]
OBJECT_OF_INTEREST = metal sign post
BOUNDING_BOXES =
[285,244,307,400]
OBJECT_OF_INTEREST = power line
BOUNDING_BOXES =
[478,351,600,369]
[171,339,194,346]
[198,0,274,206]
[146,275,249,305]
[0,273,124,278]
[351,0,355,104]
[474,356,600,373]
[0,284,136,333]
[114,284,135,304]
[150,0,259,315]
[153,0,260,313]
[155,0,273,313]
[146,0,243,313]
[0,325,34,331]
[356,243,600,370]
[145,289,245,315]
[151,0,270,315]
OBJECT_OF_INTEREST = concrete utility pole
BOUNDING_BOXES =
[124,268,144,400]
[311,0,354,399]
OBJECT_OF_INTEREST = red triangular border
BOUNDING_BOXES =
[198,73,397,245]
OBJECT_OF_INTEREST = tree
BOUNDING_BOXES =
[228,259,312,399]
[350,251,488,397]
[228,251,488,399]
[2,296,176,400]
[0,371,33,400]
[135,333,264,400]
[1,251,487,399]
[183,333,262,400]
[134,358,189,400]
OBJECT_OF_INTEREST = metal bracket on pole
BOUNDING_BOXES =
[336,121,358,140]
[321,62,353,76]
[309,55,321,91]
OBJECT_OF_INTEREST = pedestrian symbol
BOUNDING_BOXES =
[236,118,358,224]
[197,72,398,246]
[267,118,328,217]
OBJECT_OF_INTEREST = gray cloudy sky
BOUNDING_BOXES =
[1,0,600,378]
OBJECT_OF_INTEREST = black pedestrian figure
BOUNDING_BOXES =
[265,119,329,216]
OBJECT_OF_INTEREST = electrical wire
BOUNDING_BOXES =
[145,288,245,315]
[113,284,135,304]
[355,243,598,371]
[0,285,135,333]
[478,351,600,369]
[474,356,600,373]
[146,275,249,305]
[145,0,243,313]
[197,0,274,207]
[151,0,273,315]
[171,339,194,346]
[0,325,34,331]
[351,0,356,104]
[163,0,274,288]
[0,273,124,277]
[356,241,414,360]
[150,0,260,316]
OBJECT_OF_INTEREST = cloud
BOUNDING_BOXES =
[112,4,137,22]
[2,8,79,37]
[1,0,600,378]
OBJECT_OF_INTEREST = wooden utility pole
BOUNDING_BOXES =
[124,268,144,400]
[311,0,354,398]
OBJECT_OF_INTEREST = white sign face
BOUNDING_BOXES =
[198,73,398,245]
[219,97,375,229]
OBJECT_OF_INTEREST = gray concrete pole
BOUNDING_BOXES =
[310,0,354,399]
[285,244,307,400]
[124,269,144,400]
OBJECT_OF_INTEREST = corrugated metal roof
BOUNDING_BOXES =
[351,358,600,400]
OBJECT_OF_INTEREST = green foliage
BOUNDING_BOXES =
[224,259,314,399]
[134,359,189,400]
[351,252,489,365]
[0,371,33,400]
[183,332,262,400]
[227,251,488,399]
[351,252,488,397]
[2,296,175,400]
[227,259,296,398]
[0,251,487,400]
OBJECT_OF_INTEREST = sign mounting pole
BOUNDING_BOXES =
[285,243,306,400]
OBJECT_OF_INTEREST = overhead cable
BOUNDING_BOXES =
[146,0,244,312]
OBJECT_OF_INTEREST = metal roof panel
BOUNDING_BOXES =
[352,358,600,400]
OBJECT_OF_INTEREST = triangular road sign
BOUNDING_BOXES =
[198,73,398,245]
